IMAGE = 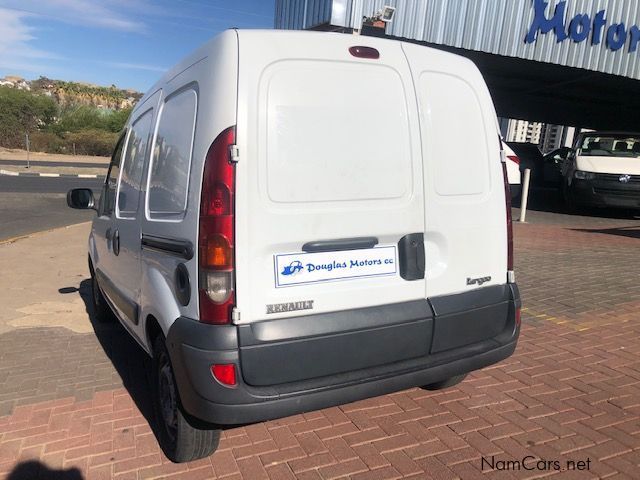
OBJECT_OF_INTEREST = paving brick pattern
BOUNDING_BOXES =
[1,209,640,479]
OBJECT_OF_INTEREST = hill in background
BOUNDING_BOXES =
[0,75,142,110]
[0,76,142,156]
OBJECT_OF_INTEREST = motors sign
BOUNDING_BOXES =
[525,0,640,53]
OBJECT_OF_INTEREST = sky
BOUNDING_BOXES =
[0,0,274,92]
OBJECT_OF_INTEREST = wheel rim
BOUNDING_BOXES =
[158,351,178,441]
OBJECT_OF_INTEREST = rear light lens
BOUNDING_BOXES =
[199,126,236,324]
[211,364,237,386]
[349,46,380,59]
[204,234,233,269]
[501,161,514,278]
[507,155,520,165]
[202,271,234,303]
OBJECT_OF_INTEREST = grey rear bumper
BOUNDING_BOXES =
[167,284,521,425]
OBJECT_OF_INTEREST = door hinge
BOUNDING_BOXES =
[231,307,241,323]
[230,144,240,163]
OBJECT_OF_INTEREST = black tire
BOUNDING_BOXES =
[89,261,115,323]
[421,374,467,391]
[152,335,220,463]
[562,183,579,214]
[562,184,576,213]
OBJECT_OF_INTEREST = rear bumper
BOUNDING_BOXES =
[167,284,521,425]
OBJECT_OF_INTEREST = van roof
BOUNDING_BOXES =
[133,29,476,114]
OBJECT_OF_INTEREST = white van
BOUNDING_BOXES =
[561,131,640,210]
[68,30,521,462]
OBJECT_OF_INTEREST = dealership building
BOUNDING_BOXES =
[275,0,640,134]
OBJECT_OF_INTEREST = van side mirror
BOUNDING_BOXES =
[67,188,96,211]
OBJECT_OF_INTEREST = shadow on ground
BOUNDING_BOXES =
[6,461,83,480]
[571,225,640,240]
[71,278,227,461]
[74,278,162,445]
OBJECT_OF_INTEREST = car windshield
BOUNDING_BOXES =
[579,134,640,157]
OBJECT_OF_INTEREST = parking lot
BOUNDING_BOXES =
[1,203,639,480]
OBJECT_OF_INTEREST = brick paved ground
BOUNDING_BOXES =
[1,207,640,479]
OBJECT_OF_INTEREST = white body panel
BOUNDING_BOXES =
[139,32,239,341]
[89,31,239,350]
[576,155,640,175]
[234,31,426,323]
[401,43,507,298]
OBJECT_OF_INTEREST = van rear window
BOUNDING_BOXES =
[418,73,490,196]
[148,89,197,218]
[262,62,412,204]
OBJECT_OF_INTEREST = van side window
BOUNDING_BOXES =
[101,132,126,216]
[148,89,197,218]
[117,110,153,217]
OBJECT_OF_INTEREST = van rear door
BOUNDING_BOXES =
[401,43,507,299]
[234,32,425,324]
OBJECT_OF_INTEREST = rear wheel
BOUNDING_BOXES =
[89,261,115,323]
[152,335,220,463]
[421,374,467,391]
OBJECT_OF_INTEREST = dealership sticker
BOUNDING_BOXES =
[275,246,397,287]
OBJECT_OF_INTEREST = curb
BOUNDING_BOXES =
[0,221,92,246]
[0,169,104,179]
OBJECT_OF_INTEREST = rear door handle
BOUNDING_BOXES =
[398,233,425,281]
[302,237,378,253]
[112,229,120,256]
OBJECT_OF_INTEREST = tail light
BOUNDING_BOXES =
[211,364,237,386]
[199,127,236,324]
[507,155,520,165]
[501,160,515,282]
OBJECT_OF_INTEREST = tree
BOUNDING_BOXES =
[105,106,132,133]
[0,86,57,148]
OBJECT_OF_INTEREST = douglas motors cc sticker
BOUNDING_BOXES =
[274,246,397,287]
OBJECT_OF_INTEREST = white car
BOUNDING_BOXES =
[68,30,521,462]
[562,131,640,210]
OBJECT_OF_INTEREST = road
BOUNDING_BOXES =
[0,175,103,241]
[0,159,108,169]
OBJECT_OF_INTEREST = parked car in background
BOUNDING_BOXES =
[561,131,640,211]
[506,141,564,188]
[506,142,544,186]
[502,141,521,199]
[542,146,572,185]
